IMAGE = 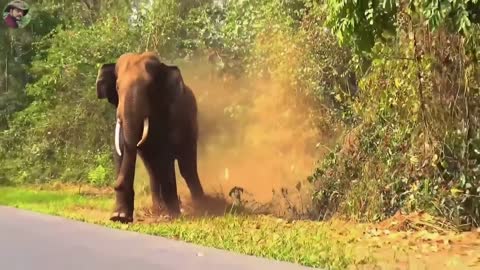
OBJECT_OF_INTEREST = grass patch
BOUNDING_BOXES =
[0,186,113,212]
[0,185,374,269]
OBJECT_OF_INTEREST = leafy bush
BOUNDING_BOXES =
[0,11,138,184]
[309,1,480,228]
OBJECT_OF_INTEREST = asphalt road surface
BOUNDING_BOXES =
[0,206,318,270]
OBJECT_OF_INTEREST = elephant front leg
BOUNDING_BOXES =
[139,152,163,214]
[111,149,137,223]
[140,151,180,217]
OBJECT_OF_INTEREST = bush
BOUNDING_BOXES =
[0,13,138,185]
[308,5,480,228]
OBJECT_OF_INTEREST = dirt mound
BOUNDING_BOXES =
[134,193,233,222]
[373,211,457,233]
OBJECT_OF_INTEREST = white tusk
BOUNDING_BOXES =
[115,119,122,156]
[137,117,149,147]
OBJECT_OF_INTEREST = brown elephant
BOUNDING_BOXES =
[95,52,205,223]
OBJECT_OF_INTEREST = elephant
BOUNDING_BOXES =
[95,52,205,223]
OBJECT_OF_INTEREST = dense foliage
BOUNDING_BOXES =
[312,0,480,228]
[1,0,480,229]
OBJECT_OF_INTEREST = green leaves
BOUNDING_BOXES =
[327,0,480,54]
[309,0,480,228]
[0,1,139,184]
[326,0,398,54]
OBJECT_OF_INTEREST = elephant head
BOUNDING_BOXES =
[95,52,185,156]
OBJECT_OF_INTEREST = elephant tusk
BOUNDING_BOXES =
[115,119,122,156]
[137,117,149,147]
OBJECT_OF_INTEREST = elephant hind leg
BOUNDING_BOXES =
[177,141,205,201]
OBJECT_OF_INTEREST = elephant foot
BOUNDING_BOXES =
[110,211,134,223]
[111,188,134,223]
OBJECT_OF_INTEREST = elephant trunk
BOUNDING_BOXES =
[117,87,150,151]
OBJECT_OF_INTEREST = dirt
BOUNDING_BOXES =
[358,229,480,269]
[351,212,480,269]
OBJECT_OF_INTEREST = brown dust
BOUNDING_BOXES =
[134,57,337,219]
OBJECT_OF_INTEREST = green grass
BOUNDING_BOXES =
[0,185,374,269]
[0,187,113,210]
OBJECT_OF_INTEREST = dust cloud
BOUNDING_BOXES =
[134,56,337,218]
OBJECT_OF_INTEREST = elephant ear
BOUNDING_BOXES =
[96,63,118,107]
[147,60,185,102]
[164,65,185,100]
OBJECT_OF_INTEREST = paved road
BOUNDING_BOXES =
[0,206,318,270]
